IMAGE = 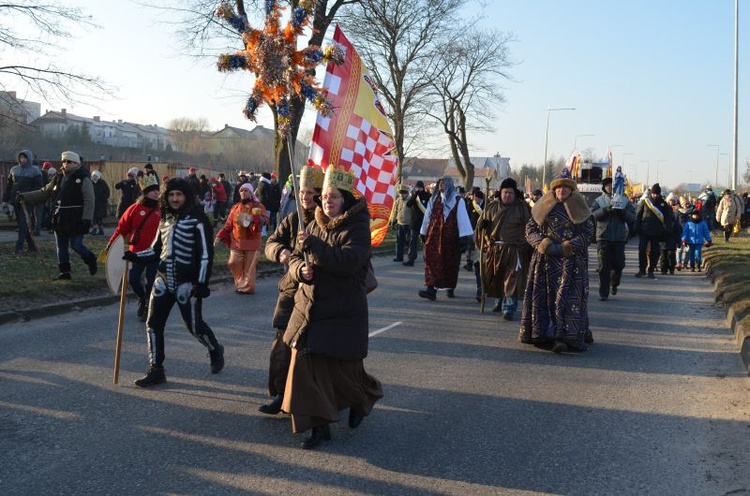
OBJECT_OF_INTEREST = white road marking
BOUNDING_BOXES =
[369,322,402,337]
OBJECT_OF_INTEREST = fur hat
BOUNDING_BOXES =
[299,166,324,189]
[322,165,355,193]
[127,167,138,178]
[500,177,518,191]
[61,151,80,164]
[91,170,102,181]
[665,192,677,203]
[602,176,613,192]
[651,183,661,195]
[550,168,577,191]
[163,178,195,212]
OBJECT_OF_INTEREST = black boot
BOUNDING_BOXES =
[446,289,455,298]
[259,394,283,415]
[209,344,224,374]
[137,299,148,319]
[83,253,98,275]
[300,424,331,450]
[57,262,72,280]
[418,286,436,301]
[348,408,365,429]
[134,365,166,387]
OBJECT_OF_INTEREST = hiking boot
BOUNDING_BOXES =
[418,289,436,301]
[209,344,225,374]
[57,262,71,280]
[402,260,414,266]
[84,253,98,276]
[300,424,331,450]
[134,366,166,387]
[259,394,283,415]
[137,299,148,319]
[611,285,618,295]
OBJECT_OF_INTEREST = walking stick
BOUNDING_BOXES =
[19,198,53,280]
[285,135,310,266]
[479,173,492,313]
[112,261,129,385]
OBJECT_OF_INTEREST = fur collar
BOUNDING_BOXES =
[531,190,591,226]
[315,197,368,232]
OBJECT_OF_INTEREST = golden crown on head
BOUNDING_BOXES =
[299,166,324,189]
[323,165,355,193]
[139,174,159,191]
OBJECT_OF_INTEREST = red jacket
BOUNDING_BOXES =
[212,183,227,202]
[108,201,161,251]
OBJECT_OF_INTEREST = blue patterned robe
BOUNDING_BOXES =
[519,192,594,350]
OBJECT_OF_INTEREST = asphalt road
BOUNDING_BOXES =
[1,244,749,495]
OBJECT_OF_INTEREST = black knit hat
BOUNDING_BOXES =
[651,183,661,195]
[500,177,517,190]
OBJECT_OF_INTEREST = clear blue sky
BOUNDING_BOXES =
[11,0,747,190]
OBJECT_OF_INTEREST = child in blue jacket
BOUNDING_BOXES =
[681,209,712,271]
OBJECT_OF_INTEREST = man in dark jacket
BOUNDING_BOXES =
[21,151,97,279]
[90,170,110,235]
[115,168,140,218]
[634,183,672,278]
[591,177,636,299]
[404,180,431,266]
[2,148,43,256]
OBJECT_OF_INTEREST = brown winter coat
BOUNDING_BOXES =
[283,198,371,361]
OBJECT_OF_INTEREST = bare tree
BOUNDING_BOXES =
[0,2,111,109]
[167,116,210,154]
[340,0,468,180]
[426,28,515,189]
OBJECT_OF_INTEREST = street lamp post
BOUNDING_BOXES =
[708,144,720,187]
[542,106,576,187]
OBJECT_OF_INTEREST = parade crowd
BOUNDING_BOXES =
[3,147,749,450]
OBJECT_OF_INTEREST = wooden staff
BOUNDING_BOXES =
[112,261,129,385]
[285,136,309,265]
[479,172,492,313]
[19,198,53,280]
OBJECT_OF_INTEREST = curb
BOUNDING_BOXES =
[706,262,750,376]
[0,268,282,326]
[0,247,393,326]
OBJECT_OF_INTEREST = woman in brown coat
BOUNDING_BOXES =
[282,166,383,449]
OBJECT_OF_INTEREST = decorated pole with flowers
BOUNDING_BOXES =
[215,0,343,235]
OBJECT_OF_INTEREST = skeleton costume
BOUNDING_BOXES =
[129,178,224,387]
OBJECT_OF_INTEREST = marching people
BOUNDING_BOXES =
[403,180,430,266]
[660,193,682,275]
[2,148,43,256]
[124,178,224,387]
[210,177,228,228]
[90,170,110,236]
[214,182,269,294]
[282,166,383,450]
[519,168,594,353]
[633,183,672,279]
[107,175,161,321]
[115,168,141,219]
[526,188,543,208]
[20,151,98,279]
[390,184,412,263]
[590,176,636,300]
[417,177,474,301]
[716,189,744,242]
[681,209,712,272]
[475,178,531,319]
[259,165,323,415]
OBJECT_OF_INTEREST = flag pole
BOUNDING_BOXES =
[285,135,309,266]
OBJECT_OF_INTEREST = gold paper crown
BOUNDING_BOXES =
[322,165,355,193]
[299,166,324,189]
[139,174,159,191]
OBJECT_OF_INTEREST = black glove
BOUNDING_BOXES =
[478,219,492,231]
[122,250,139,262]
[81,220,91,234]
[15,193,25,203]
[704,240,713,248]
[192,283,211,298]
